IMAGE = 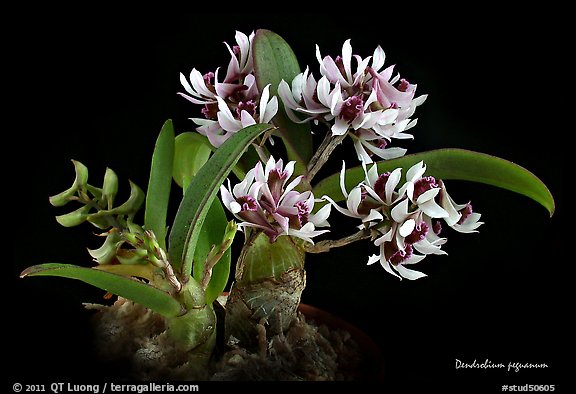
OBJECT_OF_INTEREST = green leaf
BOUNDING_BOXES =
[168,123,272,278]
[20,263,184,317]
[144,120,175,249]
[252,29,312,175]
[172,134,232,304]
[312,148,555,216]
[192,199,231,304]
[173,132,212,190]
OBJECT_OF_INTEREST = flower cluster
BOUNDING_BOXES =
[323,161,483,279]
[220,156,331,244]
[279,40,427,163]
[191,33,484,281]
[179,31,278,147]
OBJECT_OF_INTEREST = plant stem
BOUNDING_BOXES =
[304,228,372,254]
[306,132,348,185]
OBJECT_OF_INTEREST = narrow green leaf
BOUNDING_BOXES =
[173,132,212,190]
[173,133,232,304]
[168,124,272,277]
[312,148,555,216]
[193,199,231,304]
[144,120,175,249]
[253,29,312,174]
[20,263,184,317]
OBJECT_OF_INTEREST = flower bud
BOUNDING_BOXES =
[55,205,91,227]
[49,160,89,207]
[116,249,148,265]
[107,181,144,216]
[88,231,122,264]
[102,167,119,209]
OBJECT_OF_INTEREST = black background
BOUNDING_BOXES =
[9,12,566,392]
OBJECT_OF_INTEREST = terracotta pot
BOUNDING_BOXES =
[298,303,385,381]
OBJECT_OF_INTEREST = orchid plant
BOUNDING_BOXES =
[20,30,555,379]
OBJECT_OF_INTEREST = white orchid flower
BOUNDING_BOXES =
[221,156,331,244]
[279,39,427,163]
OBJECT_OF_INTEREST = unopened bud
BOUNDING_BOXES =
[223,221,237,248]
[72,160,89,189]
[88,231,122,264]
[116,249,148,265]
[105,181,144,216]
[102,168,119,209]
[49,160,89,207]
[55,205,91,227]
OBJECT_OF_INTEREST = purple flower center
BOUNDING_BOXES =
[405,221,429,244]
[334,55,347,78]
[295,200,310,227]
[357,186,380,215]
[397,78,411,92]
[236,100,257,118]
[387,243,414,266]
[267,168,289,204]
[340,95,364,122]
[236,196,258,212]
[457,203,473,225]
[413,176,439,200]
[433,220,442,235]
[201,103,219,120]
[376,139,388,149]
[373,172,391,201]
[202,71,216,95]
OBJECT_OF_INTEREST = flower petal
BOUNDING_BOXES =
[316,76,332,107]
[346,187,362,216]
[342,39,353,83]
[220,182,236,211]
[413,238,447,255]
[240,110,257,128]
[331,117,349,136]
[259,84,271,121]
[216,97,241,133]
[380,254,402,280]
[322,195,358,219]
[419,199,449,218]
[399,219,416,237]
[395,264,427,280]
[372,46,386,72]
[386,168,403,204]
[189,69,214,98]
[406,161,426,182]
[179,72,195,96]
[339,161,349,198]
[367,254,380,266]
[262,96,278,123]
[362,209,384,223]
[416,187,440,204]
[391,198,411,223]
[310,203,332,227]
